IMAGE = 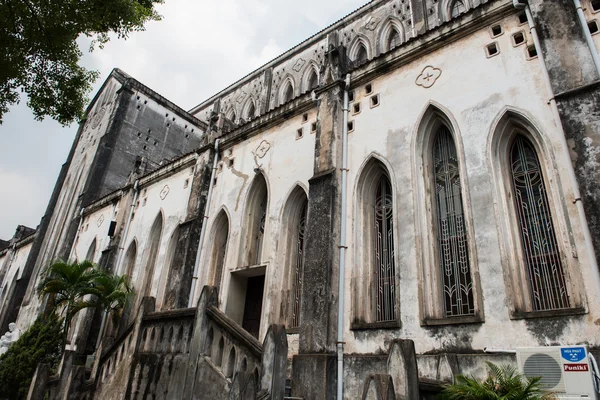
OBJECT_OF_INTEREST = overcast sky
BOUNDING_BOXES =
[0,0,366,239]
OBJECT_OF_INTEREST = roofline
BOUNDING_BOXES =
[188,0,382,114]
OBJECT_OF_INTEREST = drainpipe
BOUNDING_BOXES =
[188,139,221,308]
[573,0,600,77]
[93,180,139,354]
[515,0,600,301]
[337,74,351,400]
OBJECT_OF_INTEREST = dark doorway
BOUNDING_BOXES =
[241,275,265,338]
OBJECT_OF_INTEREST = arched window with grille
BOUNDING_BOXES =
[432,126,474,317]
[373,174,396,322]
[509,135,569,310]
[242,174,268,266]
[281,186,308,328]
[353,158,398,325]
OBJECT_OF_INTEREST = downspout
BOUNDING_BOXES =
[515,0,600,301]
[188,139,220,308]
[337,74,351,400]
[573,0,600,76]
[93,180,139,354]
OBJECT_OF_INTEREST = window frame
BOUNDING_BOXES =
[412,104,483,326]
[488,112,586,318]
[351,156,401,330]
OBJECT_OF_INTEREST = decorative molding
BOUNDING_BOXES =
[415,66,442,88]
[96,214,105,227]
[293,58,306,72]
[160,185,170,200]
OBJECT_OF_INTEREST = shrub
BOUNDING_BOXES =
[0,316,63,399]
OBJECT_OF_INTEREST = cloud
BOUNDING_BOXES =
[0,0,367,239]
[0,169,48,238]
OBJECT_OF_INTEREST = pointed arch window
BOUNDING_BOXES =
[509,135,569,310]
[355,43,368,64]
[353,159,399,327]
[282,82,294,104]
[306,69,318,92]
[451,0,466,18]
[209,211,230,288]
[85,238,97,262]
[246,101,256,120]
[243,174,268,266]
[374,174,396,322]
[387,28,401,51]
[432,127,474,317]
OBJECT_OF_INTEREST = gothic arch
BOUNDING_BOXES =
[279,76,296,106]
[487,107,584,314]
[377,17,405,54]
[443,0,472,20]
[349,35,372,65]
[85,237,97,263]
[279,184,309,327]
[226,107,237,123]
[353,155,399,324]
[301,62,320,93]
[411,102,482,322]
[141,211,164,298]
[207,209,230,288]
[243,97,257,120]
[158,224,182,309]
[122,239,138,278]
[240,173,269,267]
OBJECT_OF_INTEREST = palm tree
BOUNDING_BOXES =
[37,260,100,341]
[438,362,556,400]
[38,260,133,349]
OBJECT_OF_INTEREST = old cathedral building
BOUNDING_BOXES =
[2,0,600,398]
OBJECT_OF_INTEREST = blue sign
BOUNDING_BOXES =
[561,347,587,362]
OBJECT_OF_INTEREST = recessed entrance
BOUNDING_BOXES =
[242,275,264,338]
[226,266,266,339]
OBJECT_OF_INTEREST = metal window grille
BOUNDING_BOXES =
[291,203,307,327]
[254,197,267,265]
[510,135,569,311]
[433,127,475,317]
[374,174,396,322]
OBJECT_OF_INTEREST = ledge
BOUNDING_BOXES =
[207,305,263,357]
[510,307,586,320]
[143,307,196,322]
[350,320,401,331]
[421,314,484,327]
[286,327,300,335]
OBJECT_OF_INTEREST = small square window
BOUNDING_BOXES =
[370,94,380,108]
[311,122,317,133]
[296,127,304,139]
[302,113,308,123]
[348,91,355,103]
[512,31,526,46]
[142,198,147,207]
[183,179,189,189]
[352,103,361,114]
[589,20,599,34]
[347,121,355,132]
[228,158,235,168]
[486,42,499,57]
[526,44,538,59]
[214,177,218,186]
[490,24,503,38]
[365,84,373,95]
[518,11,527,25]
[592,0,600,12]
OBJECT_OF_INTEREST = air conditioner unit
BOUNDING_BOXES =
[516,346,598,399]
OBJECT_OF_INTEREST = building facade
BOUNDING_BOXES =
[3,0,600,398]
